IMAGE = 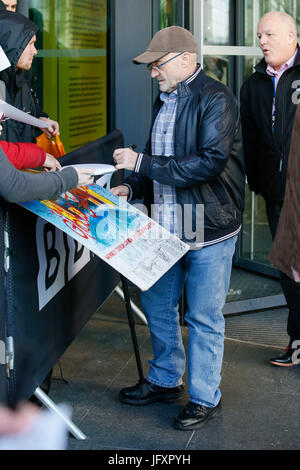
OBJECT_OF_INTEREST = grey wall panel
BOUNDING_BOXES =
[114,0,153,153]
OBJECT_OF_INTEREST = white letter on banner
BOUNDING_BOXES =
[36,218,66,310]
[66,236,91,283]
[36,219,92,310]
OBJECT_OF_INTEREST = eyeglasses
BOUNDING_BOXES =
[147,52,183,72]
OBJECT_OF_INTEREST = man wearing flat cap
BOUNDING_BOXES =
[112,26,245,430]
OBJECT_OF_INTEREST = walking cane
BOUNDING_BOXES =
[120,275,145,383]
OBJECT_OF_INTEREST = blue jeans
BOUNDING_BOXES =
[140,235,237,407]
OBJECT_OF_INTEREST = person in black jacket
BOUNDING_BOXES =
[111,26,245,430]
[0,9,58,143]
[240,11,300,367]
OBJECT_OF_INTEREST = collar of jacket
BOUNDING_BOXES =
[0,67,27,89]
[255,44,300,75]
[176,64,203,98]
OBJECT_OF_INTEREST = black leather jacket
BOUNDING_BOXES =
[240,48,300,202]
[125,69,245,247]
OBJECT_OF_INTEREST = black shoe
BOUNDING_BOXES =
[270,346,300,367]
[119,379,184,406]
[174,400,222,430]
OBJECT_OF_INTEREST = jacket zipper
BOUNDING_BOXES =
[263,67,290,174]
[280,78,286,173]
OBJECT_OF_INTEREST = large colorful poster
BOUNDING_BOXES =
[20,184,189,291]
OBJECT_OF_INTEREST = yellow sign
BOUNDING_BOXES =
[58,55,106,152]
[33,0,107,153]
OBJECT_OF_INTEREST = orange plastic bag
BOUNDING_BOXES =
[36,133,66,159]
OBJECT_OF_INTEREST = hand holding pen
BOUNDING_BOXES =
[113,145,138,170]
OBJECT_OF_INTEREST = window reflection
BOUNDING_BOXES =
[243,56,261,81]
[241,53,272,267]
[244,0,300,46]
[29,0,108,152]
[203,0,230,45]
[203,56,228,85]
[242,188,273,266]
[159,0,178,28]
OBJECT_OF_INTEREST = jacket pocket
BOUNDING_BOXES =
[192,183,237,230]
[258,155,284,200]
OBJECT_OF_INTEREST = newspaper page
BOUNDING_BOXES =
[0,99,51,128]
[19,184,189,291]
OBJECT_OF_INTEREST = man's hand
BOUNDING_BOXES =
[292,266,300,283]
[74,168,95,187]
[0,403,40,436]
[61,167,94,187]
[113,148,138,170]
[110,185,129,201]
[39,117,60,138]
[42,153,61,172]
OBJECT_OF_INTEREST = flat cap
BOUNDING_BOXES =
[133,26,198,64]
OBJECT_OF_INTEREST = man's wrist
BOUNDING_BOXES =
[122,183,133,201]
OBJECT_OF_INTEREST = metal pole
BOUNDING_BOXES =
[33,387,87,441]
[114,286,148,326]
[120,275,145,383]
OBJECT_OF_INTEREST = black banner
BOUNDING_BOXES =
[3,130,124,405]
[0,203,6,404]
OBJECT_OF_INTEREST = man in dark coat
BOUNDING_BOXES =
[240,11,300,366]
[0,9,58,143]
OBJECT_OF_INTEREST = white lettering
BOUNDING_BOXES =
[36,219,91,310]
[151,454,191,465]
[108,453,191,467]
[291,80,300,105]
[108,454,143,467]
[182,455,191,464]
[291,340,300,365]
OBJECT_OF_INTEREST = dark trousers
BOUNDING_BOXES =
[266,200,300,342]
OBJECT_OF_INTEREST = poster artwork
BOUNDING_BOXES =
[20,184,189,292]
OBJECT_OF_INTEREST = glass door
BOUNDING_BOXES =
[151,0,187,100]
[238,0,300,278]
[29,0,108,153]
[152,0,187,31]
[193,0,300,280]
[190,0,294,309]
